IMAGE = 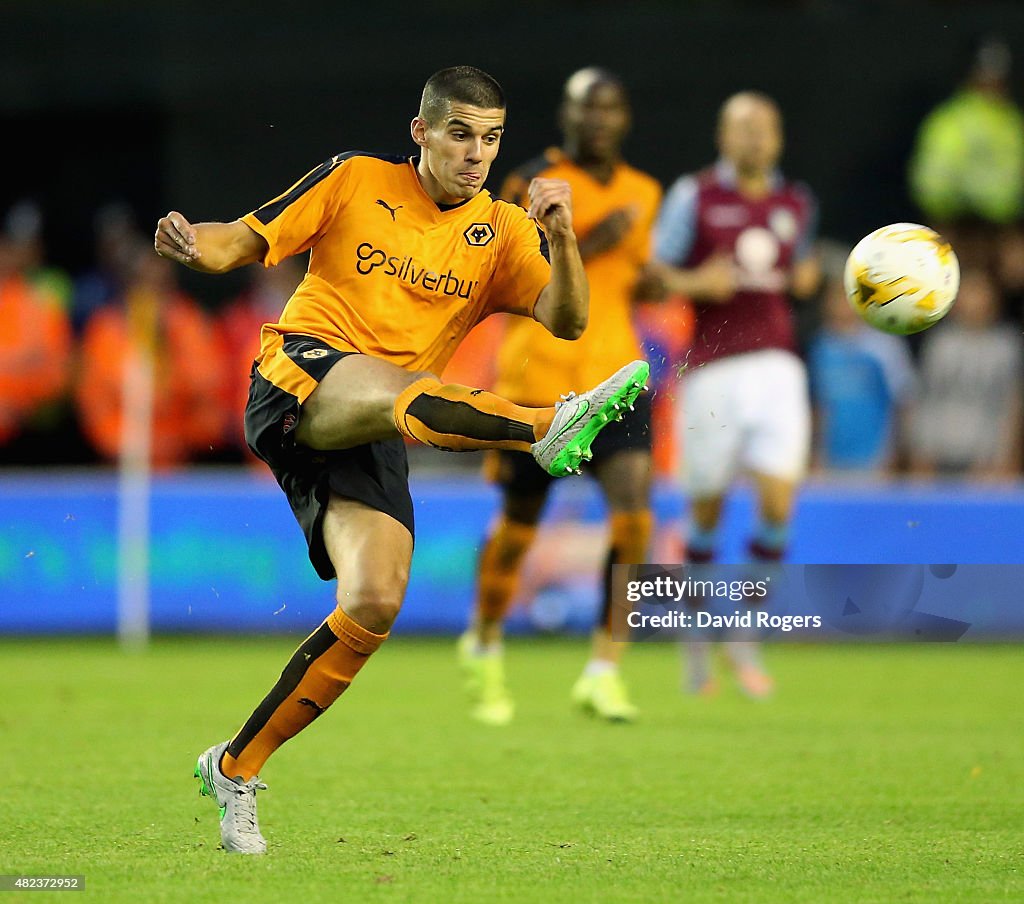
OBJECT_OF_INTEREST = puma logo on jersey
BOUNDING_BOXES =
[376,199,402,221]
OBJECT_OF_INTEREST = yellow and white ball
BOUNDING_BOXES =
[844,223,960,335]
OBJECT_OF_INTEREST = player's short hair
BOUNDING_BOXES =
[562,67,626,104]
[419,66,506,125]
[718,91,781,129]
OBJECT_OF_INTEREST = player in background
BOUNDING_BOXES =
[154,66,649,853]
[646,92,820,698]
[458,68,662,724]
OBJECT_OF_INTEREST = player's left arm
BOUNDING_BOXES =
[789,189,822,300]
[790,255,821,300]
[630,181,666,302]
[528,178,589,340]
[987,379,1024,478]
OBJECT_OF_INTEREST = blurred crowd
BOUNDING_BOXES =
[0,199,307,470]
[2,36,1022,482]
[3,194,1021,482]
[811,33,1024,483]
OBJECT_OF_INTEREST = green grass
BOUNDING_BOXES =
[0,637,1021,903]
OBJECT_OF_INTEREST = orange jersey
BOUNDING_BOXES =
[241,152,552,395]
[75,292,226,468]
[0,273,71,443]
[494,149,662,405]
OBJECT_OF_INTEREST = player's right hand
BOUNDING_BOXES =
[527,177,574,238]
[579,206,637,259]
[695,253,737,301]
[154,211,200,265]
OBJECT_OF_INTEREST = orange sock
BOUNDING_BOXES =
[394,377,555,452]
[220,607,387,781]
[476,516,539,622]
[600,510,654,630]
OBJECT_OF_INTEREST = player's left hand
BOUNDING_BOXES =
[580,206,637,260]
[527,178,574,237]
[634,261,670,302]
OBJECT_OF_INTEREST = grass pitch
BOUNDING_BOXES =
[0,637,1020,903]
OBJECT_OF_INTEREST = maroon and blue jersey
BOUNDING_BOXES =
[654,160,817,368]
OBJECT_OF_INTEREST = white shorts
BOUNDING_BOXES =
[675,348,810,497]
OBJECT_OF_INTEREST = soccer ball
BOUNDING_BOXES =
[844,223,960,335]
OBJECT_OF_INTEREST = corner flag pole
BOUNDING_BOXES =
[116,288,156,651]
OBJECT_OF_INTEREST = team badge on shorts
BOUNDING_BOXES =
[301,348,330,360]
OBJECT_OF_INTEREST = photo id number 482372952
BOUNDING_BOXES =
[0,875,85,890]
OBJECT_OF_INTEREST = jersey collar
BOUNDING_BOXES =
[552,146,623,187]
[407,156,490,215]
[715,158,783,191]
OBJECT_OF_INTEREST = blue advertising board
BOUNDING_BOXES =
[1,470,1022,636]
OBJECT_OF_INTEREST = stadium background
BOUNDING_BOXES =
[4,0,1024,285]
[2,4,1023,902]
[2,0,1024,637]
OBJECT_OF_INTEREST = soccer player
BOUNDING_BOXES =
[154,66,649,854]
[457,68,662,725]
[647,91,820,697]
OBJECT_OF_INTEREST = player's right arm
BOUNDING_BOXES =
[648,175,736,303]
[154,212,268,274]
[577,207,637,262]
[527,177,589,340]
[644,255,736,303]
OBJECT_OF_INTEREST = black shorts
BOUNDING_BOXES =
[485,389,653,498]
[244,334,414,581]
